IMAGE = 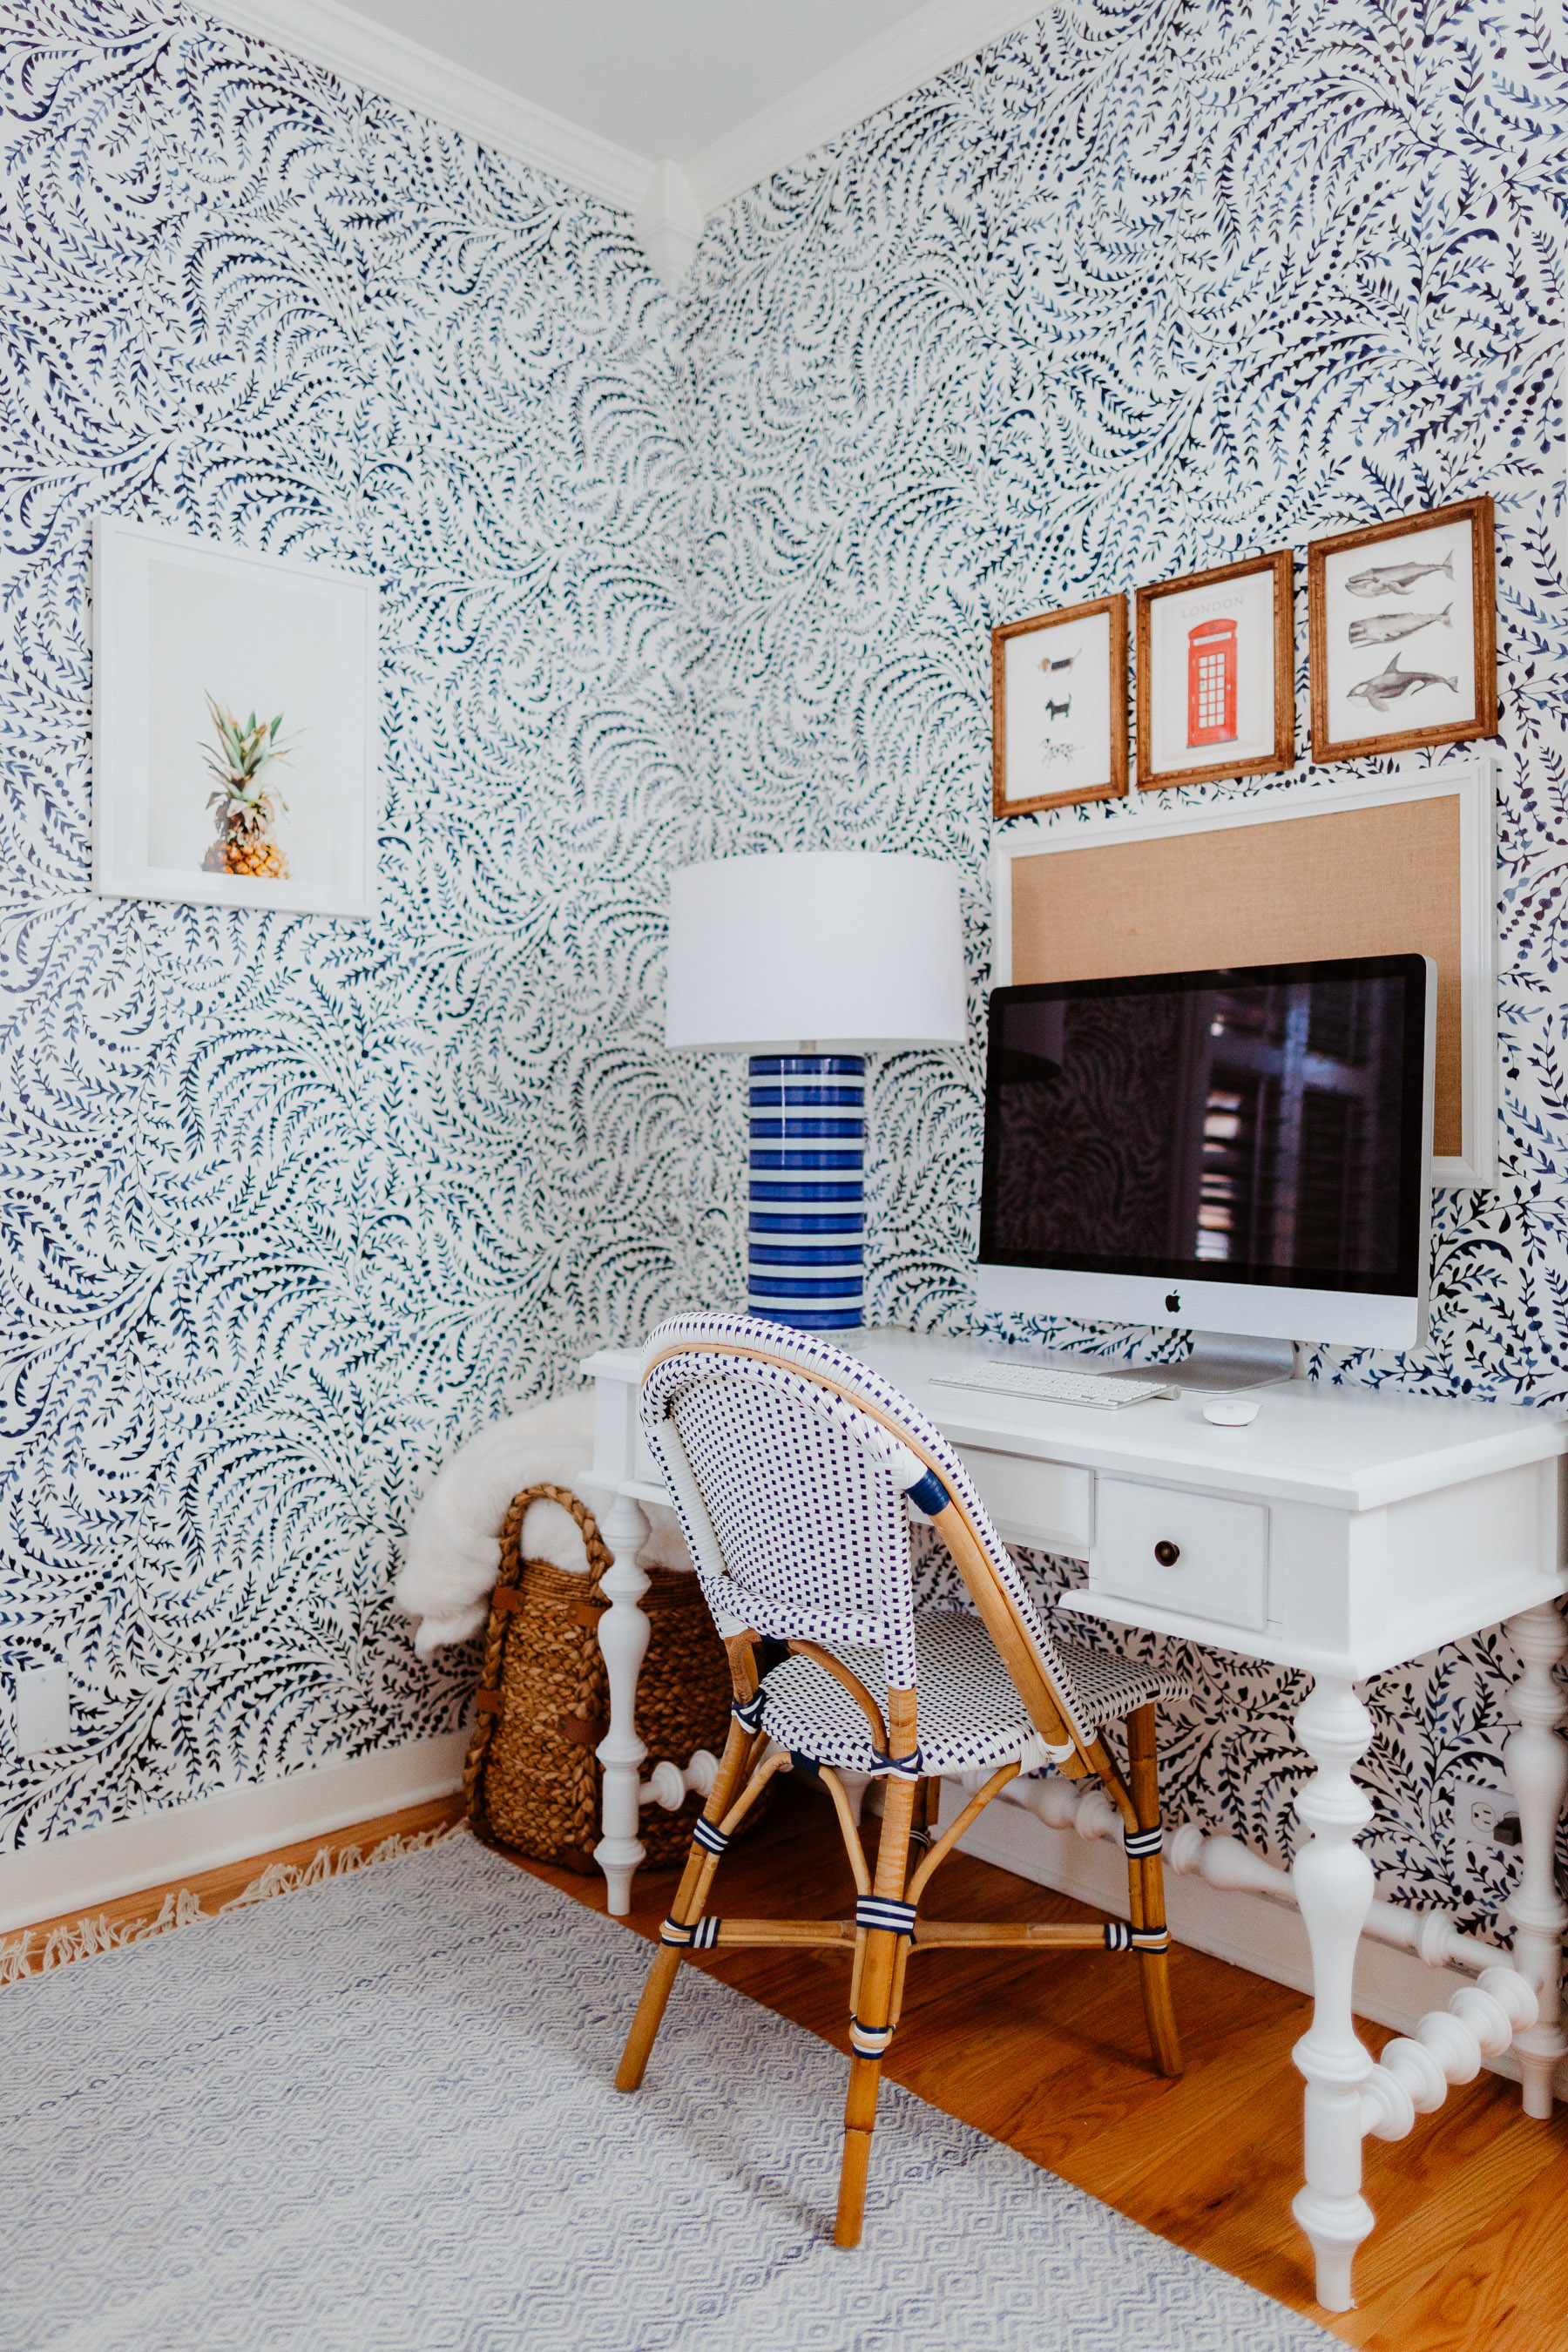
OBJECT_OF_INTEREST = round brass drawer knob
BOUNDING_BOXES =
[1153,1540,1180,1566]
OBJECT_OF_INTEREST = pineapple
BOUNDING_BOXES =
[199,695,294,880]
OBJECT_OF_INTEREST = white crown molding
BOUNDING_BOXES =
[682,0,1052,213]
[199,0,652,211]
[635,160,705,290]
[197,0,1059,279]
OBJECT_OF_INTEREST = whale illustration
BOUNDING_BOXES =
[1345,552,1455,598]
[1347,653,1458,713]
[1348,604,1452,647]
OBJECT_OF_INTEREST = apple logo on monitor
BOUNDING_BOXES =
[1166,1291,1181,1312]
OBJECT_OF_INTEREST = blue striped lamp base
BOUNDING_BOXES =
[747,1054,864,1332]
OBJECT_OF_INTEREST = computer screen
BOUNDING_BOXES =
[980,956,1431,1300]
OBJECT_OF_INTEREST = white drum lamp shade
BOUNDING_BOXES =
[666,852,968,1053]
[665,852,968,1331]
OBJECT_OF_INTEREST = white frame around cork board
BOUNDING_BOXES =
[990,762,1497,1186]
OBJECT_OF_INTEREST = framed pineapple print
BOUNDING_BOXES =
[1134,549,1294,792]
[92,517,377,916]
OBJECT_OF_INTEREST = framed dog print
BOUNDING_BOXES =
[1308,497,1497,763]
[1134,549,1294,792]
[991,593,1127,818]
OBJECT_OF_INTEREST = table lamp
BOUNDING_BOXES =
[666,851,968,1330]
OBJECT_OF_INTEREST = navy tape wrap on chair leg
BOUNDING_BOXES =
[1124,1822,1164,1858]
[855,1896,917,1939]
[732,1689,767,1733]
[1103,1922,1169,1953]
[868,1744,925,1781]
[659,1915,721,1950]
[848,2017,896,2058]
[692,1815,729,1856]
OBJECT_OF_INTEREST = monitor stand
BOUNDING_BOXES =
[1157,1332,1298,1393]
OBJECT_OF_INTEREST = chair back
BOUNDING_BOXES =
[639,1313,1097,1755]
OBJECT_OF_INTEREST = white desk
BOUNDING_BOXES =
[579,1328,1568,2311]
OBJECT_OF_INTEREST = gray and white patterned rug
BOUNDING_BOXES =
[0,1833,1335,2350]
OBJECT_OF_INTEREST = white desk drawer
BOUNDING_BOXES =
[1092,1478,1267,1631]
[961,1448,1093,1555]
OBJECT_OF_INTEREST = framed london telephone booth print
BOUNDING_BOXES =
[1134,549,1294,792]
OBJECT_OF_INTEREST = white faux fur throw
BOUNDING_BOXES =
[394,1393,693,1656]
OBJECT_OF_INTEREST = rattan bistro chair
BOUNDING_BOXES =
[615,1313,1186,2247]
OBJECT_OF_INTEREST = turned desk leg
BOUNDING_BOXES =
[1290,1675,1377,2314]
[1504,1601,1568,2119]
[594,1491,651,1917]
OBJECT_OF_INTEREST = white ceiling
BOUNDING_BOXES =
[342,0,929,162]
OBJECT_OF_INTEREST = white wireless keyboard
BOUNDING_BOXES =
[929,1362,1179,1410]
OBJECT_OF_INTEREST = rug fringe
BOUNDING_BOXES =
[0,1821,468,1984]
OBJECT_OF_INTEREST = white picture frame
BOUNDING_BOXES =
[92,517,378,917]
[990,760,1497,1186]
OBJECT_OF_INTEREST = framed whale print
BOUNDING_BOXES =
[1308,497,1496,764]
[1133,548,1294,792]
[991,592,1127,819]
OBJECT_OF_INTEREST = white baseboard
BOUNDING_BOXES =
[953,1785,1568,2099]
[0,1732,469,1935]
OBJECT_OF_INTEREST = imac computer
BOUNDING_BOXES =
[977,954,1436,1387]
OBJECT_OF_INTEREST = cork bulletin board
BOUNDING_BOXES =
[991,764,1497,1184]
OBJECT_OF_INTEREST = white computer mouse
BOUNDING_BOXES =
[1202,1396,1260,1427]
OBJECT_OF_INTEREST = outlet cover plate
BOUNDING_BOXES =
[1454,1781,1518,1862]
[13,1664,69,1754]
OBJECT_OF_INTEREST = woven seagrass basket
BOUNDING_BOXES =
[463,1482,761,1874]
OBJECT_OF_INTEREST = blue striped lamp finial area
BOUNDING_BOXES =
[747,1054,864,1332]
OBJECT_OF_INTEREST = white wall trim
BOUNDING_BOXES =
[683,0,1051,213]
[956,1787,1568,2099]
[0,1732,468,1936]
[199,0,652,211]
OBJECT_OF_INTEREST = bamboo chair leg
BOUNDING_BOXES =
[615,1710,756,2093]
[835,1764,917,2247]
[1125,1702,1182,2078]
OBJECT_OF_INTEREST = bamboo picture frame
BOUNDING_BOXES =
[991,593,1128,819]
[1133,549,1294,793]
[1308,497,1497,764]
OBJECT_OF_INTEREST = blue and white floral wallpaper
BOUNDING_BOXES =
[3,0,1566,1939]
[0,0,723,1845]
[682,0,1566,1928]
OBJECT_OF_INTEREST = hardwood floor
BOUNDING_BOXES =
[510,1781,1568,2351]
[7,1781,1564,2345]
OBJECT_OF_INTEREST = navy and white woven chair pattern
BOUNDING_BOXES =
[614,1314,1186,2248]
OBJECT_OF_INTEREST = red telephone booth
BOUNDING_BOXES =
[1187,618,1237,746]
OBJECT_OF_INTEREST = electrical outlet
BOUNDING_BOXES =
[12,1665,69,1754]
[1455,1781,1522,1863]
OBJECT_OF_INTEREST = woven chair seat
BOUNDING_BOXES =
[616,1315,1188,2250]
[760,1614,1184,1777]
